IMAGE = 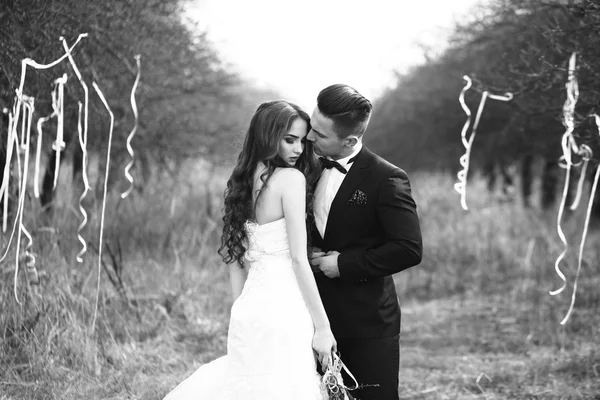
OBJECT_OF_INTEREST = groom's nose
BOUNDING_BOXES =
[307,130,316,142]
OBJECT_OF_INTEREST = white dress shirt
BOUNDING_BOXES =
[314,142,363,238]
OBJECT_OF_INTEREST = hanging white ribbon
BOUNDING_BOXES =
[550,52,579,298]
[454,76,473,210]
[51,74,68,190]
[1,33,87,230]
[454,75,513,210]
[121,54,141,199]
[61,36,91,263]
[2,107,16,232]
[1,96,35,304]
[0,34,87,302]
[557,114,600,325]
[91,81,115,332]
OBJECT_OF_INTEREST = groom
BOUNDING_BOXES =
[308,84,422,400]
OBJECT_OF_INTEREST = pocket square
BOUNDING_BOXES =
[347,189,368,205]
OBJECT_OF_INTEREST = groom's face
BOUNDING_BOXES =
[307,107,346,159]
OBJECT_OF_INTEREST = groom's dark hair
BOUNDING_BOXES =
[317,84,372,138]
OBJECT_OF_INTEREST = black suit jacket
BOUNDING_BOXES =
[311,146,422,339]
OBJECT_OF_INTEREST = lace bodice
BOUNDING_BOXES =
[244,218,290,261]
[241,218,297,290]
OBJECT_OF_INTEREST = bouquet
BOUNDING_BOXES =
[320,352,358,400]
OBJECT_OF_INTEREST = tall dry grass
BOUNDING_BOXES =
[401,171,600,348]
[396,171,600,398]
[0,165,598,399]
[1,160,230,399]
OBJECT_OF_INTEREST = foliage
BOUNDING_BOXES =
[0,0,279,195]
[368,0,600,174]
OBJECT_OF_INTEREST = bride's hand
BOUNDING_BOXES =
[312,327,337,368]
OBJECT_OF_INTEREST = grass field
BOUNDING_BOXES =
[1,166,599,400]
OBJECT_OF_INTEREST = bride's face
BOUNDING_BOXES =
[278,118,308,166]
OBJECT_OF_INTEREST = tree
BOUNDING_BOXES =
[367,0,600,211]
[0,0,242,206]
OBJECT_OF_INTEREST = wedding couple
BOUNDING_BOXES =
[163,84,422,400]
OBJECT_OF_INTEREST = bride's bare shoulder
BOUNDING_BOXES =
[271,168,306,190]
[273,167,305,181]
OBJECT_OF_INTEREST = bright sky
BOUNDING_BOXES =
[186,0,483,111]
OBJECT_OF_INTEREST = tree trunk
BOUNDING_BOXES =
[483,158,496,193]
[499,163,515,197]
[72,146,83,182]
[521,154,534,207]
[541,158,559,209]
[40,150,57,211]
[593,167,600,220]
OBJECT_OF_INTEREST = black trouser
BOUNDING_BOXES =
[335,335,400,400]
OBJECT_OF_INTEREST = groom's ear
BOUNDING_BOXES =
[344,136,359,147]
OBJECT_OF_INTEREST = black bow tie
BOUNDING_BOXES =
[319,155,358,174]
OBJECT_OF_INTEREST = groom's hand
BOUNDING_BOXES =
[309,248,325,274]
[309,247,324,259]
[311,251,340,278]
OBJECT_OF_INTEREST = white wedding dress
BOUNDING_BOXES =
[163,218,325,400]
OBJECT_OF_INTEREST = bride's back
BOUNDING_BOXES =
[251,164,287,225]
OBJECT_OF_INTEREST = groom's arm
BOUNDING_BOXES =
[337,169,422,281]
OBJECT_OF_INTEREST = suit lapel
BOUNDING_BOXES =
[324,147,373,243]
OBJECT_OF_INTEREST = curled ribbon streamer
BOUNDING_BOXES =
[52,74,67,190]
[2,102,23,238]
[559,114,600,325]
[453,75,473,210]
[20,103,37,285]
[567,145,592,210]
[6,32,87,196]
[14,33,87,97]
[2,112,12,232]
[1,33,87,220]
[34,81,63,199]
[454,75,513,210]
[9,33,87,196]
[550,52,579,297]
[21,224,37,285]
[0,159,25,265]
[1,101,19,232]
[91,81,115,331]
[488,93,514,102]
[561,160,599,324]
[3,89,30,207]
[75,102,89,262]
[14,103,25,195]
[3,102,25,239]
[14,103,25,196]
[33,116,44,198]
[1,34,87,302]
[12,97,33,304]
[550,133,574,296]
[121,54,141,199]
[61,36,91,262]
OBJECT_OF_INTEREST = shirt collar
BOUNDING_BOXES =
[331,142,363,168]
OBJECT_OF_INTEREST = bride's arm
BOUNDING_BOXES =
[229,264,247,303]
[280,169,335,364]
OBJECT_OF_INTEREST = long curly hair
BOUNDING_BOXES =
[218,100,320,268]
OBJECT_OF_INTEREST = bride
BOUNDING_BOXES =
[163,100,337,399]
